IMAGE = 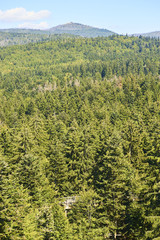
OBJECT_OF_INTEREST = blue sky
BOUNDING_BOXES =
[0,0,160,34]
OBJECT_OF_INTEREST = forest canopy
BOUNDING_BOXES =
[0,35,160,239]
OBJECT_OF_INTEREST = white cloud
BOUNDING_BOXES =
[18,21,49,29]
[0,8,51,22]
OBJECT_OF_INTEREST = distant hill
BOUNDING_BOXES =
[0,22,116,46]
[0,23,116,37]
[133,31,160,38]
[0,32,77,47]
[0,28,49,34]
[49,22,116,37]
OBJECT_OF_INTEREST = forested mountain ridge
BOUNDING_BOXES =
[49,22,116,37]
[0,35,160,239]
[0,31,77,47]
[1,22,160,48]
[133,31,160,38]
[0,22,116,46]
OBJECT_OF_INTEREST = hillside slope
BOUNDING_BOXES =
[133,31,160,38]
[49,22,116,37]
[0,22,116,46]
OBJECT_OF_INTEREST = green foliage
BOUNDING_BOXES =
[0,35,159,239]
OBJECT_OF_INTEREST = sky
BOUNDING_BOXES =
[0,0,160,34]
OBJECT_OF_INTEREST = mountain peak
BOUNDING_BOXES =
[49,22,116,37]
[50,22,93,31]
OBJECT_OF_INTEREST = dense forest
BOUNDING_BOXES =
[0,35,160,239]
[0,32,76,47]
